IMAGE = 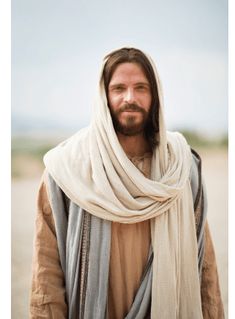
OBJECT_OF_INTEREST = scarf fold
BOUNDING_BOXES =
[44,50,203,318]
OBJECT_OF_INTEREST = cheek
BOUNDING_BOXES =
[141,93,152,109]
[108,94,121,109]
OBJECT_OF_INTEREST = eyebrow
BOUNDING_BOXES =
[109,83,125,89]
[134,82,150,87]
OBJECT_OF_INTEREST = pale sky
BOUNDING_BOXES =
[12,0,227,136]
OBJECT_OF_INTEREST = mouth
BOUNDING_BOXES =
[122,110,140,113]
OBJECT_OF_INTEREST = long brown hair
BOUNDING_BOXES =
[103,47,160,148]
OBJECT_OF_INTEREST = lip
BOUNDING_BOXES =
[122,110,140,113]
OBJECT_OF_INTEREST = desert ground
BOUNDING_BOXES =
[12,148,228,318]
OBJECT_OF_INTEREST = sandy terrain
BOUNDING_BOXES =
[11,148,228,318]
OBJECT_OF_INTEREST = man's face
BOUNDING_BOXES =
[107,62,152,136]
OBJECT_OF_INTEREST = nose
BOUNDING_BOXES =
[124,88,136,104]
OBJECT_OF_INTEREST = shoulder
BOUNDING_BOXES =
[36,170,54,216]
[42,170,71,217]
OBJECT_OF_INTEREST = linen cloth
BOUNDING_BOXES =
[45,150,206,319]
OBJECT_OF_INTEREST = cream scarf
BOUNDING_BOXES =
[44,52,203,318]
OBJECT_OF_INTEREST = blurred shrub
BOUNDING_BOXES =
[180,130,228,149]
[11,136,60,179]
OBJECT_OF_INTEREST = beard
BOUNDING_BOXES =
[109,103,151,136]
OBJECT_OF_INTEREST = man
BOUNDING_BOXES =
[30,47,224,319]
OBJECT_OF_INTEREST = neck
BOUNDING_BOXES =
[117,132,151,158]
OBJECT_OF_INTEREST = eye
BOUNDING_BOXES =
[112,85,125,92]
[136,85,148,91]
[136,85,145,90]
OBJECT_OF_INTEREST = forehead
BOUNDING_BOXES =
[109,62,149,84]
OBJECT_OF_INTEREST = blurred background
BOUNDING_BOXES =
[11,0,228,318]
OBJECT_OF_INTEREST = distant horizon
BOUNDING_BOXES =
[12,113,228,139]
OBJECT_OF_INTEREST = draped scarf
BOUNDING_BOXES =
[44,50,203,318]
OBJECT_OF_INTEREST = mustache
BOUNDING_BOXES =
[118,103,146,114]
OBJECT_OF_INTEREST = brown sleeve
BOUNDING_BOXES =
[201,222,224,319]
[29,172,68,318]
